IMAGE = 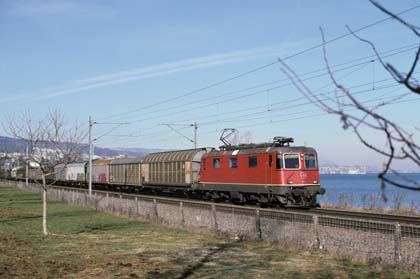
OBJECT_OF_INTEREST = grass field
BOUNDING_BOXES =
[0,186,419,279]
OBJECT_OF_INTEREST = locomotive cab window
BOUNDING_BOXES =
[213,158,220,169]
[248,156,258,168]
[284,154,300,169]
[229,157,238,168]
[276,154,283,169]
[304,154,317,169]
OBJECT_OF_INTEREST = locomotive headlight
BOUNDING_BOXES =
[313,180,318,184]
[288,180,294,184]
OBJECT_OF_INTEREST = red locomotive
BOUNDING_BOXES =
[198,137,325,207]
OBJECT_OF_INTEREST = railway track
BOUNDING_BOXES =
[309,208,420,226]
[45,183,420,227]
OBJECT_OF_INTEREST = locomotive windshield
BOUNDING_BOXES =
[276,154,283,169]
[284,154,300,169]
[304,153,317,169]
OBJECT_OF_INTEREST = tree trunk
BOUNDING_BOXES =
[42,174,48,237]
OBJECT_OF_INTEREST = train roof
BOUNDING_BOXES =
[203,146,317,157]
[143,148,211,163]
[92,159,113,166]
[55,162,87,168]
[110,157,143,165]
[67,162,88,168]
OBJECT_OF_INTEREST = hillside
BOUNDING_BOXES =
[0,136,159,158]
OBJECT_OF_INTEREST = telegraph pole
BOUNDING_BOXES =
[25,142,29,186]
[88,116,93,196]
[192,122,198,149]
[162,122,198,148]
[88,116,128,196]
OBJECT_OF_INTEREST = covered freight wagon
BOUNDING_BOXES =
[27,162,54,181]
[10,167,25,179]
[109,158,142,186]
[28,168,55,181]
[54,163,67,182]
[66,162,87,182]
[88,159,112,184]
[142,148,210,187]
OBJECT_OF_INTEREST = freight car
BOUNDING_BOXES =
[109,158,143,186]
[28,168,55,181]
[141,148,209,188]
[55,162,87,186]
[89,159,113,184]
[9,164,54,182]
[10,166,25,179]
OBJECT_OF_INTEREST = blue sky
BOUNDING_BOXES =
[0,0,419,170]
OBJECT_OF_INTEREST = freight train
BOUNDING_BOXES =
[7,137,325,207]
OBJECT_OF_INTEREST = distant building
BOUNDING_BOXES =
[319,165,368,174]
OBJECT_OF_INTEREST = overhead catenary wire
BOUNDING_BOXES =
[95,73,410,145]
[97,3,420,123]
[103,43,418,125]
[105,65,417,138]
[92,5,420,148]
[157,85,405,129]
[99,80,410,146]
[110,96,420,147]
[95,78,408,147]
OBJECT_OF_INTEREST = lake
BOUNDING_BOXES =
[318,173,420,210]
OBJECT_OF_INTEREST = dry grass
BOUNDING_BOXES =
[0,186,419,279]
[321,192,420,216]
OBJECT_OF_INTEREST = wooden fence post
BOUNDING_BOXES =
[211,204,218,232]
[313,215,321,250]
[180,202,185,225]
[153,199,158,222]
[394,222,402,268]
[255,209,262,240]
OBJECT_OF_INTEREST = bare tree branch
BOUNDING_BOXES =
[278,17,420,191]
[369,0,420,37]
[4,110,85,236]
[343,1,420,95]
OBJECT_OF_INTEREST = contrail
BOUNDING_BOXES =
[1,41,310,104]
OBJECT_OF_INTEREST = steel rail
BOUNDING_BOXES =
[309,208,420,226]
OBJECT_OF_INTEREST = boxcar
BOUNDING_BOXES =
[28,167,54,181]
[10,167,25,179]
[66,162,87,182]
[89,159,112,184]
[109,158,142,186]
[54,163,67,182]
[141,148,210,187]
[28,167,42,181]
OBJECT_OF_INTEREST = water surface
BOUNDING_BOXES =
[318,173,420,210]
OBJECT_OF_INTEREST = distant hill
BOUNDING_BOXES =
[0,136,27,153]
[0,136,160,158]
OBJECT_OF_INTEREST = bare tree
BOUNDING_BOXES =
[279,0,419,194]
[5,110,85,236]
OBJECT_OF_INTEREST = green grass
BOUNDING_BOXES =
[0,186,419,279]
